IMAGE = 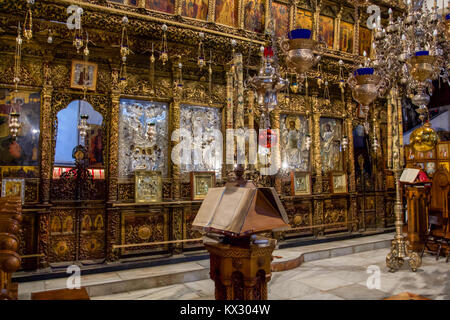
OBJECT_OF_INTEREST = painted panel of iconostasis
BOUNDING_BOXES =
[179,104,222,198]
[0,89,40,267]
[118,99,169,201]
[49,208,106,262]
[279,114,310,196]
[320,118,344,195]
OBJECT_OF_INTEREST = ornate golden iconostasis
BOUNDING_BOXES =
[0,0,401,270]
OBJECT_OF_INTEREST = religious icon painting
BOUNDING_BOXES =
[330,172,347,194]
[244,0,265,33]
[70,60,98,91]
[339,21,354,53]
[320,118,343,172]
[190,171,215,200]
[405,145,415,161]
[272,2,289,38]
[425,162,436,177]
[296,9,313,30]
[0,89,41,167]
[215,0,238,27]
[280,114,310,171]
[290,171,311,196]
[181,0,209,20]
[424,149,435,159]
[359,27,372,56]
[438,161,449,172]
[146,0,175,13]
[437,142,449,159]
[319,15,334,48]
[134,170,162,203]
[1,178,25,203]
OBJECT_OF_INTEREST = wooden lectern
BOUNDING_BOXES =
[192,169,289,300]
[405,184,430,251]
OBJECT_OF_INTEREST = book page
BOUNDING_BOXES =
[192,187,226,228]
[399,168,420,183]
[209,187,255,233]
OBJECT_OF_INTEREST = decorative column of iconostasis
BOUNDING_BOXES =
[311,92,322,194]
[289,2,295,31]
[207,0,216,22]
[40,62,53,204]
[106,70,121,262]
[171,63,183,254]
[235,53,244,130]
[311,92,324,236]
[334,6,342,50]
[171,65,182,200]
[353,6,360,56]
[226,68,234,177]
[312,2,321,41]
[238,0,245,29]
[246,90,255,172]
[346,93,358,232]
[272,106,281,194]
[175,0,183,15]
[108,70,121,202]
[37,62,53,268]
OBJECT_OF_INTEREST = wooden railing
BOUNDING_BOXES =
[0,197,23,300]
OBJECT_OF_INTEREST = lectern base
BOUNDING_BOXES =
[205,239,275,300]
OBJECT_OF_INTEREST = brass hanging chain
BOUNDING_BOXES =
[82,31,90,100]
[119,16,130,91]
[150,43,155,95]
[13,23,22,92]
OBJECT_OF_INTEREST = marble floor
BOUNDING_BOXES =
[92,248,450,300]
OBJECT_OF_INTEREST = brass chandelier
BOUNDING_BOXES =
[372,0,448,152]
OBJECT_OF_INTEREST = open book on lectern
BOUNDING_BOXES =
[192,186,289,237]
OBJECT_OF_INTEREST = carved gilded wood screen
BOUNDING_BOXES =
[118,99,169,178]
[320,118,343,172]
[280,114,310,171]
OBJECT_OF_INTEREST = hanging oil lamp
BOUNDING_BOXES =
[160,24,169,65]
[73,29,83,53]
[9,98,21,141]
[77,114,89,145]
[197,32,205,70]
[338,60,345,94]
[342,136,348,151]
[23,0,34,41]
[317,63,323,88]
